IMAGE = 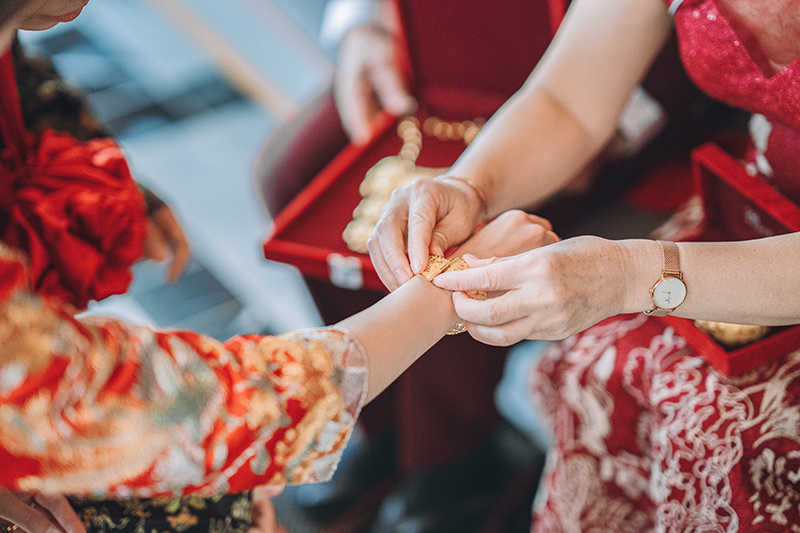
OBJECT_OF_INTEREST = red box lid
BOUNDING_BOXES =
[663,142,800,376]
[393,0,566,119]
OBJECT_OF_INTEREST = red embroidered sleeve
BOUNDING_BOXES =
[0,244,368,498]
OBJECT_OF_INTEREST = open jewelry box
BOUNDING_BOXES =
[263,0,565,291]
[662,142,800,376]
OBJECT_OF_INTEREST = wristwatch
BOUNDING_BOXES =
[645,241,687,317]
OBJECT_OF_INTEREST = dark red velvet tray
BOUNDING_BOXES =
[663,142,800,376]
[263,0,566,291]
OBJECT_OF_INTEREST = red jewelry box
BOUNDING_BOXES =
[263,0,566,291]
[662,142,800,376]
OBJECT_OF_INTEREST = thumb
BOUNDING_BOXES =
[368,60,416,117]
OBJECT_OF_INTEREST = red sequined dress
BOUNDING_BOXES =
[531,1,800,531]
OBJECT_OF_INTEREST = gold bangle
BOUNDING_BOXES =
[417,255,487,335]
[436,176,488,223]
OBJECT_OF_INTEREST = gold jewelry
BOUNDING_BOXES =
[343,115,485,253]
[694,320,770,348]
[418,255,487,335]
[417,254,453,281]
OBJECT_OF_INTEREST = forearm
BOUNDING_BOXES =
[338,275,457,403]
[449,0,673,218]
[339,233,497,402]
[621,235,800,325]
[449,87,605,217]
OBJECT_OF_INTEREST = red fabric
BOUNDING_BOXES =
[0,51,146,309]
[670,0,800,132]
[533,314,800,532]
[394,0,565,119]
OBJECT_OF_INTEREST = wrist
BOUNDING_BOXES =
[619,239,664,314]
[435,175,489,224]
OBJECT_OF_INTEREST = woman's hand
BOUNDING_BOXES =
[335,22,417,145]
[142,203,191,284]
[0,489,86,533]
[433,235,632,345]
[459,209,558,259]
[248,486,285,533]
[368,175,488,291]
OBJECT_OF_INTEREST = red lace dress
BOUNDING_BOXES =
[531,1,800,532]
[0,48,368,497]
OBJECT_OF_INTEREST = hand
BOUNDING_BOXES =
[142,204,190,284]
[459,210,558,259]
[334,22,416,145]
[368,175,486,291]
[0,489,86,533]
[247,486,285,533]
[432,235,630,345]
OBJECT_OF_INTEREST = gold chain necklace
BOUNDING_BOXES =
[343,115,484,253]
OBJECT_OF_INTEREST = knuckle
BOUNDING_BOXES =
[483,301,503,325]
[477,268,496,291]
[505,209,528,223]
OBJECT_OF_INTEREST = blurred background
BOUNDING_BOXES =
[19,0,331,339]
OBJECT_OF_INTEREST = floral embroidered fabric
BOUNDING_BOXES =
[68,493,254,533]
[0,243,368,496]
[532,315,800,532]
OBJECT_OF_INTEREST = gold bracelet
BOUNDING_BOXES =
[418,255,487,334]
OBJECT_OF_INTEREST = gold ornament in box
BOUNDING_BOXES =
[343,115,483,254]
[693,320,771,349]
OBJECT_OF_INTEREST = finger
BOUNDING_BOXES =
[0,491,60,533]
[546,229,562,243]
[142,220,169,262]
[368,60,416,117]
[32,495,86,533]
[370,204,414,287]
[336,67,378,145]
[433,261,516,293]
[367,232,401,292]
[249,486,287,533]
[451,289,529,325]
[523,213,553,231]
[466,315,536,347]
[405,185,441,274]
[253,485,285,499]
[460,254,500,268]
[152,208,191,283]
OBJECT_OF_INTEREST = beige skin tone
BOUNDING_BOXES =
[333,0,417,145]
[368,0,800,347]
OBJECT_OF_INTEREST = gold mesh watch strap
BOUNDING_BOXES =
[661,240,682,279]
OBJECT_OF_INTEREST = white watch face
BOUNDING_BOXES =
[652,276,686,309]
